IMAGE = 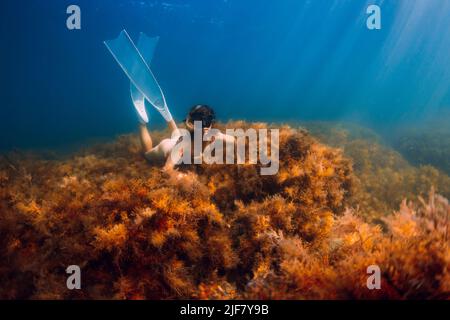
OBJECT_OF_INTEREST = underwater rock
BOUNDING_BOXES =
[393,125,450,175]
[301,121,450,221]
[0,121,449,299]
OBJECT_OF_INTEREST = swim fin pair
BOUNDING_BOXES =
[104,30,172,124]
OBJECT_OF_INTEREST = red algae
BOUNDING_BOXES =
[0,122,449,299]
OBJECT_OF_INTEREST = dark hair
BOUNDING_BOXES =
[185,104,216,128]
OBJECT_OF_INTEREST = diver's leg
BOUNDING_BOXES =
[139,123,153,153]
[167,119,178,133]
[140,120,177,154]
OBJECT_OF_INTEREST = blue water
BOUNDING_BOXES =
[2,0,450,150]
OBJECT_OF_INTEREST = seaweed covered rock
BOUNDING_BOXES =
[303,121,450,220]
[0,122,353,299]
[244,189,450,299]
[393,121,450,176]
[0,160,237,299]
[192,122,353,214]
[1,121,449,300]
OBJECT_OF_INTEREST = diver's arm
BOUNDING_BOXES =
[162,136,184,172]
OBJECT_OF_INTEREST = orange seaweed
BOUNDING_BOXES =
[0,121,449,299]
